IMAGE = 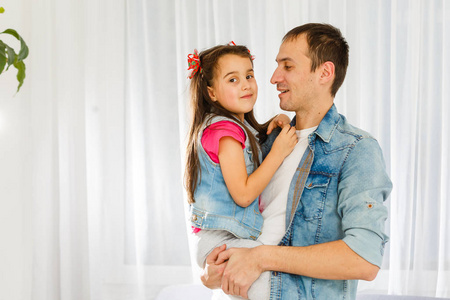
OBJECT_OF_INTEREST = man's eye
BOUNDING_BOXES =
[284,65,292,70]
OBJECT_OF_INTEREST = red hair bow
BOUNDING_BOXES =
[228,41,255,60]
[187,49,201,79]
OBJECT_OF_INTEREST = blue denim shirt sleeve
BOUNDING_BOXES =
[338,137,392,267]
[260,128,281,159]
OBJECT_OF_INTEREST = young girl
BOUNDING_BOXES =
[185,43,297,299]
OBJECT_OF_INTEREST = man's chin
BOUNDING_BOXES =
[279,99,294,112]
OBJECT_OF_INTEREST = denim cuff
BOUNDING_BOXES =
[343,228,387,267]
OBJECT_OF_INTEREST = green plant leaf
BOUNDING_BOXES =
[3,42,16,70]
[13,60,25,92]
[0,10,29,94]
[0,41,7,74]
[1,29,29,61]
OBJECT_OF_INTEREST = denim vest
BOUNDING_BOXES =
[262,105,392,300]
[189,115,263,240]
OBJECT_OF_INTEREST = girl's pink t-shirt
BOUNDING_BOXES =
[200,120,246,163]
[192,120,246,234]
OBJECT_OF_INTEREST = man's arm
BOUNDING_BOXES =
[261,241,379,280]
[215,240,379,298]
[214,137,391,298]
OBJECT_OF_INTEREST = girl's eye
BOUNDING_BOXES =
[229,78,237,83]
[246,74,254,79]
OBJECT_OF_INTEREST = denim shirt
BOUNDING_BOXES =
[262,105,392,300]
[189,115,263,240]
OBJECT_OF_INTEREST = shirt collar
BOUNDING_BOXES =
[290,104,340,144]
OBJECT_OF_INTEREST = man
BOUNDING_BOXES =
[201,23,392,300]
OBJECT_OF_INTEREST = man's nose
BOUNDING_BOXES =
[270,68,280,85]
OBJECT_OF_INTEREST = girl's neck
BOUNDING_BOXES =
[232,113,244,122]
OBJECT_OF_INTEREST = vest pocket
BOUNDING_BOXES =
[300,174,331,220]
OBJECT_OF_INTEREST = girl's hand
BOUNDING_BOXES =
[201,244,228,289]
[267,114,291,134]
[217,247,263,299]
[270,124,298,159]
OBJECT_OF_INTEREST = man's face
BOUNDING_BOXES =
[270,35,320,113]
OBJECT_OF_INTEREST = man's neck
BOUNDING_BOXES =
[294,102,333,130]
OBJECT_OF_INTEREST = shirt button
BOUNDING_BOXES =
[192,215,197,221]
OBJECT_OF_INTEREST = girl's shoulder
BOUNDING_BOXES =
[204,114,258,139]
[201,120,246,163]
[205,114,240,127]
[204,120,245,138]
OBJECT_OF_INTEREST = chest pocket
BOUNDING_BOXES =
[299,174,331,220]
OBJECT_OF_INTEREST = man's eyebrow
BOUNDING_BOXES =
[223,69,254,79]
[275,57,294,63]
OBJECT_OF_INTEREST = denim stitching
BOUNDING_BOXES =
[290,150,313,223]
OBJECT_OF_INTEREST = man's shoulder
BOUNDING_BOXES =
[314,105,373,145]
[320,113,378,153]
[336,114,374,140]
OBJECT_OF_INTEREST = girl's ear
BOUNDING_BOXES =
[207,86,217,101]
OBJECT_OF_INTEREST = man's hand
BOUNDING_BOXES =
[216,247,264,299]
[201,244,227,289]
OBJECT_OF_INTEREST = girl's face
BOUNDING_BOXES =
[207,54,258,122]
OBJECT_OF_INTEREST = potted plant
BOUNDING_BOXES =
[0,5,29,93]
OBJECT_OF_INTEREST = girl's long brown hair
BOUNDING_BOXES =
[185,44,269,204]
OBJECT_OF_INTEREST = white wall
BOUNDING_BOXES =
[0,0,32,299]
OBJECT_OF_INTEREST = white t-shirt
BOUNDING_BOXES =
[211,127,317,300]
[257,126,317,245]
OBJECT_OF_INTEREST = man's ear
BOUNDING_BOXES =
[207,86,217,101]
[320,61,335,84]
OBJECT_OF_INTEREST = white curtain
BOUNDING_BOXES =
[0,0,449,299]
